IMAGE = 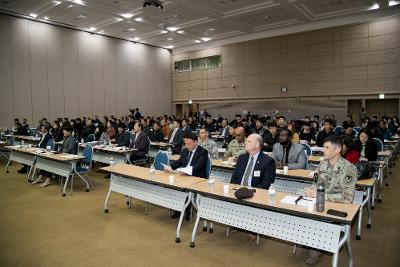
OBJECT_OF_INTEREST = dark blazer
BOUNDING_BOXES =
[230,152,276,189]
[168,128,184,154]
[355,140,378,161]
[182,126,192,135]
[149,129,164,142]
[129,131,150,158]
[38,132,53,149]
[62,136,77,155]
[316,130,334,147]
[171,146,209,178]
[116,131,131,147]
[51,127,64,142]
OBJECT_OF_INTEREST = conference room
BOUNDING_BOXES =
[0,0,399,266]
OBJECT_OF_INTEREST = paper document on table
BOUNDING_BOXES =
[281,196,316,207]
[161,163,178,173]
[62,154,78,159]
[176,166,193,175]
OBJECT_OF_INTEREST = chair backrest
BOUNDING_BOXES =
[46,139,55,150]
[154,151,169,171]
[354,127,362,132]
[29,128,37,136]
[334,126,343,134]
[373,138,383,151]
[302,143,312,156]
[86,134,95,142]
[304,150,309,169]
[81,145,93,166]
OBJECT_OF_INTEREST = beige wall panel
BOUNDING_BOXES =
[309,81,334,95]
[367,78,397,93]
[0,16,14,126]
[91,35,105,117]
[186,50,202,59]
[368,63,398,79]
[369,34,400,51]
[369,17,400,36]
[205,89,222,98]
[309,28,333,44]
[77,32,93,117]
[188,89,202,99]
[189,70,202,81]
[341,51,368,67]
[115,41,128,116]
[174,72,189,82]
[188,80,203,90]
[207,78,221,89]
[261,84,282,97]
[341,79,367,94]
[221,88,237,97]
[62,29,79,119]
[341,66,367,80]
[368,48,398,65]
[103,38,117,116]
[203,47,221,57]
[342,38,368,54]
[309,56,333,70]
[287,33,309,47]
[309,42,333,57]
[9,17,32,122]
[309,69,334,82]
[46,24,65,119]
[222,66,238,78]
[222,55,237,67]
[341,23,368,40]
[175,81,188,91]
[261,37,281,50]
[207,68,221,79]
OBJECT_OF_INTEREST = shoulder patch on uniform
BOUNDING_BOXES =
[346,175,353,183]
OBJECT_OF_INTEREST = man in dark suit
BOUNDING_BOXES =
[219,119,229,137]
[231,134,275,189]
[166,132,209,219]
[168,119,184,154]
[129,122,150,163]
[148,121,164,142]
[182,119,193,135]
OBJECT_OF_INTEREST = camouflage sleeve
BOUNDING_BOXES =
[211,142,219,159]
[326,165,358,203]
[224,142,233,158]
[314,164,325,187]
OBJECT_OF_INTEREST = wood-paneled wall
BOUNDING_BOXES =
[172,16,400,119]
[0,14,171,127]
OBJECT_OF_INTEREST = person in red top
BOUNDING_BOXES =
[341,136,360,163]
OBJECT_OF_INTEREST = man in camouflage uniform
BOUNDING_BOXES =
[305,134,358,265]
[223,126,246,160]
[198,127,219,159]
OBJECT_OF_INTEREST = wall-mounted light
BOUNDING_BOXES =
[188,100,193,104]
[379,93,385,99]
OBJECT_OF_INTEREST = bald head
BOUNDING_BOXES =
[234,126,245,143]
[246,134,263,155]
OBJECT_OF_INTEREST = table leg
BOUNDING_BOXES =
[175,192,192,243]
[190,195,201,248]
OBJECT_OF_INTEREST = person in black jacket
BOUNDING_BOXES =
[167,119,184,154]
[14,122,29,136]
[316,119,334,147]
[148,121,164,142]
[115,123,130,147]
[50,120,64,142]
[356,128,378,161]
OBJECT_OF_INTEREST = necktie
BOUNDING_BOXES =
[186,151,193,167]
[242,156,254,187]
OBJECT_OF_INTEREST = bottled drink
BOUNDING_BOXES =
[316,184,325,212]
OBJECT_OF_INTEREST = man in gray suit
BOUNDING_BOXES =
[62,126,77,155]
[271,128,307,170]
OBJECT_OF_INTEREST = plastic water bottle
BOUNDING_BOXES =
[21,140,25,147]
[269,183,276,204]
[108,140,112,147]
[167,147,172,159]
[81,138,84,144]
[316,184,325,212]
[150,164,156,179]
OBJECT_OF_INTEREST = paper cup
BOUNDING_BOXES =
[168,175,175,184]
[283,166,288,174]
[223,184,230,194]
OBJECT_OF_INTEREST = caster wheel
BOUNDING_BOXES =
[367,224,371,229]
[86,188,90,192]
[209,228,214,234]
[175,237,180,243]
[189,242,195,248]
[385,183,389,186]
[203,227,207,232]
[390,171,392,175]
[6,171,9,173]
[126,201,130,206]
[28,180,32,183]
[378,199,382,203]
[356,235,361,240]
[104,209,109,213]
[371,206,375,210]
[62,193,66,197]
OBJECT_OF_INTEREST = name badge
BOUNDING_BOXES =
[254,170,261,177]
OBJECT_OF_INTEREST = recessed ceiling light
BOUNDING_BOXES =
[389,0,400,6]
[194,40,201,43]
[134,37,140,41]
[70,0,85,5]
[98,30,105,34]
[115,18,123,22]
[201,37,211,41]
[121,13,134,19]
[89,27,96,31]
[166,45,174,49]
[134,17,143,22]
[161,30,168,34]
[167,38,173,41]
[53,1,61,5]
[369,3,379,10]
[68,4,74,8]
[30,13,38,18]
[128,28,136,31]
[43,17,49,20]
[209,28,215,31]
[177,30,184,34]
[166,27,178,32]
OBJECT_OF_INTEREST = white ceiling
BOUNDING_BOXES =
[0,0,399,51]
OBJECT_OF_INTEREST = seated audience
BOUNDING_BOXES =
[223,126,246,160]
[356,129,378,161]
[198,127,219,159]
[129,122,150,162]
